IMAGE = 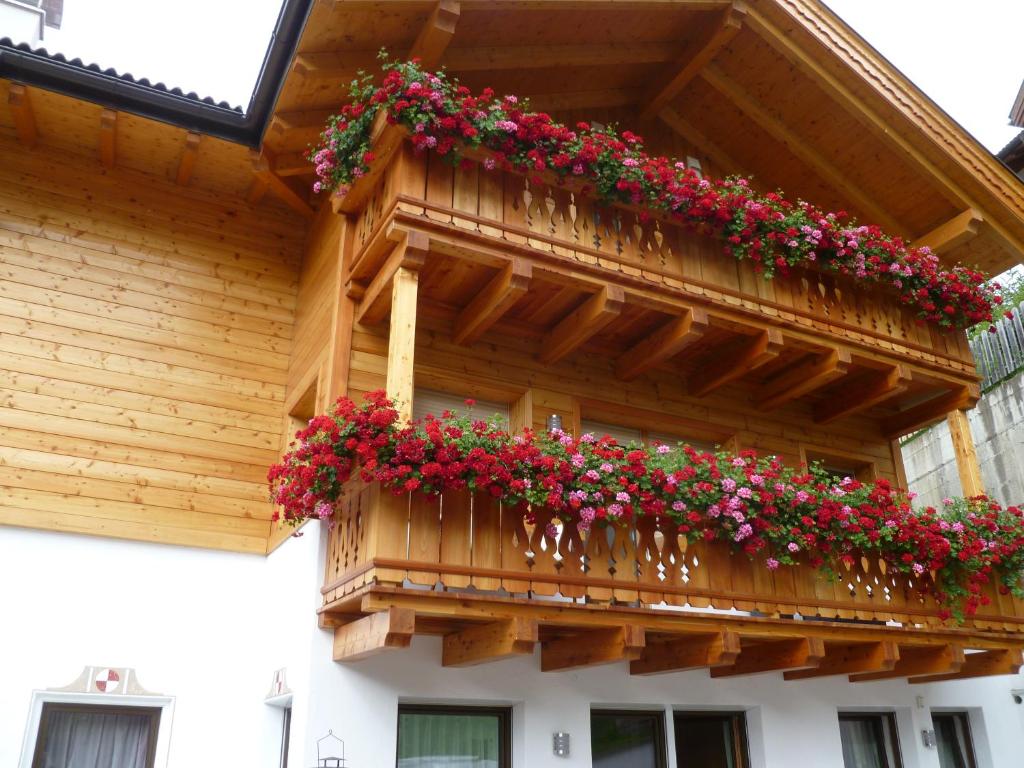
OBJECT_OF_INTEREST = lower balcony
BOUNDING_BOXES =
[319,481,1024,681]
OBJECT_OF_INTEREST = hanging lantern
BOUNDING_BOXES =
[312,730,348,767]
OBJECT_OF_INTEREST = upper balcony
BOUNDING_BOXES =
[333,124,979,438]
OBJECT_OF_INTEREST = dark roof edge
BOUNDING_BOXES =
[0,0,314,148]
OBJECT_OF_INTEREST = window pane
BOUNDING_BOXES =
[397,711,504,768]
[38,707,153,768]
[647,430,716,454]
[580,420,642,446]
[413,389,509,424]
[934,714,976,768]
[839,715,901,768]
[675,714,744,768]
[591,712,664,768]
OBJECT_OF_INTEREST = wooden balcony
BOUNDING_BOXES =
[319,481,1024,679]
[335,129,980,435]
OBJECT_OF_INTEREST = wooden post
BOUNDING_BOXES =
[947,408,984,497]
[387,266,419,422]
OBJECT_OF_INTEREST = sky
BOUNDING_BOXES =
[18,0,1024,150]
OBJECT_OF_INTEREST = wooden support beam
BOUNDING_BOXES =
[948,408,984,497]
[783,641,900,680]
[269,108,336,134]
[711,637,826,677]
[453,258,532,345]
[814,365,911,424]
[616,308,709,381]
[273,151,313,176]
[883,385,977,439]
[409,0,460,69]
[700,64,906,235]
[756,348,850,411]
[99,109,117,169]
[689,328,783,397]
[387,263,423,423]
[850,644,965,682]
[8,83,38,148]
[293,50,380,79]
[542,626,645,672]
[910,648,1023,684]
[251,150,315,219]
[246,175,270,205]
[442,618,538,666]
[175,131,201,186]
[640,3,746,120]
[333,607,415,661]
[660,108,742,176]
[631,630,740,676]
[356,231,429,326]
[911,209,983,254]
[539,285,624,364]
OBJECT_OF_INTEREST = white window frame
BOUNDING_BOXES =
[19,690,175,768]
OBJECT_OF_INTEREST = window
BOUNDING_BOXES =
[396,705,510,768]
[590,710,666,768]
[32,703,160,768]
[933,712,977,768]
[413,388,510,424]
[804,449,876,483]
[579,420,716,453]
[279,705,292,768]
[674,712,749,768]
[838,713,903,768]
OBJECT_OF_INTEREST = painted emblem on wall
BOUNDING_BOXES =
[50,666,159,696]
[266,667,292,699]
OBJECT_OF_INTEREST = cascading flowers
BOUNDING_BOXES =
[309,56,1005,332]
[269,391,1024,621]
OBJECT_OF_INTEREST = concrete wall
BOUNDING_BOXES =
[902,374,1024,509]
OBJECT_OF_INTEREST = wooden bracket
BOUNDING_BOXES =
[784,641,900,680]
[909,647,1023,684]
[175,131,201,186]
[631,630,740,675]
[442,617,538,666]
[453,258,532,345]
[756,348,850,411]
[8,83,38,148]
[539,284,624,364]
[409,0,461,69]
[711,637,825,677]
[357,230,429,325]
[99,109,118,169]
[616,307,709,381]
[251,148,315,218]
[883,385,977,439]
[689,327,783,397]
[911,209,983,255]
[851,644,965,682]
[541,625,645,672]
[814,365,911,424]
[333,607,415,661]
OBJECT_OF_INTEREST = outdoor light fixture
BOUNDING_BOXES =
[921,729,937,748]
[553,731,570,757]
[545,414,563,433]
[313,730,348,767]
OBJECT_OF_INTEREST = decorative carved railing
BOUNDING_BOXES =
[340,138,976,377]
[321,481,1024,634]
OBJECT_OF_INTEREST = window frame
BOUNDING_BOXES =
[801,444,878,483]
[279,704,292,768]
[31,701,162,768]
[931,711,978,768]
[590,708,668,768]
[576,398,735,451]
[395,703,512,768]
[837,711,904,768]
[673,710,750,768]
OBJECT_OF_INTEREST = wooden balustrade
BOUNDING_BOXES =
[322,480,1024,634]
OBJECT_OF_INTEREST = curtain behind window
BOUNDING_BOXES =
[397,712,501,768]
[39,709,151,768]
[839,717,889,768]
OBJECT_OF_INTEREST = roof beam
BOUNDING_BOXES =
[175,131,201,186]
[813,365,910,424]
[910,647,1023,684]
[442,618,538,666]
[631,630,740,675]
[711,637,825,677]
[784,641,900,680]
[755,348,850,412]
[273,151,313,177]
[640,3,746,121]
[356,231,429,325]
[883,385,978,439]
[660,107,742,176]
[850,644,965,682]
[541,626,645,672]
[616,307,709,380]
[911,209,983,255]
[99,109,117,169]
[293,50,380,79]
[7,83,38,148]
[528,89,636,113]
[700,64,905,234]
[453,258,532,345]
[246,175,269,205]
[689,328,783,397]
[333,607,415,661]
[251,150,315,219]
[409,0,461,69]
[539,284,624,364]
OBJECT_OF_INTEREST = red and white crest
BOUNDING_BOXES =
[94,668,121,693]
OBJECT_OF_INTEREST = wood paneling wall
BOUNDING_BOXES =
[0,134,304,553]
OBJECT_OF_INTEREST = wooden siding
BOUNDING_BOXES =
[0,133,304,553]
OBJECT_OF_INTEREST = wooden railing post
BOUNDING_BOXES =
[386,264,421,422]
[947,408,984,497]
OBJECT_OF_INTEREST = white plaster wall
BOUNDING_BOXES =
[0,525,321,768]
[902,375,1024,509]
[0,0,45,44]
